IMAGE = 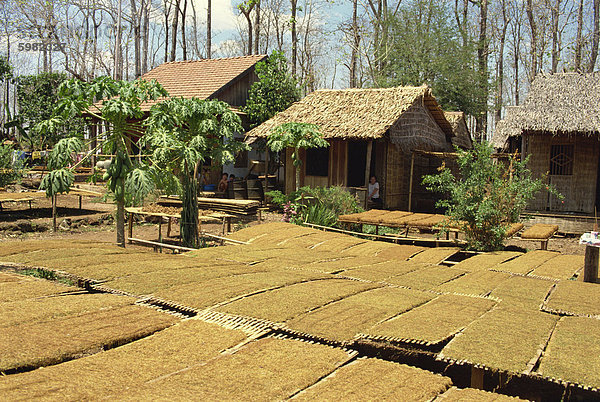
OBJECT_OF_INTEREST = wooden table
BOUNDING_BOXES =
[0,192,45,211]
[125,207,235,243]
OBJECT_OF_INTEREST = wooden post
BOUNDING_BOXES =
[52,195,57,232]
[264,150,269,204]
[78,195,82,210]
[470,367,484,389]
[167,217,172,237]
[364,141,373,187]
[127,212,133,243]
[408,152,415,212]
[158,220,163,253]
[584,245,599,283]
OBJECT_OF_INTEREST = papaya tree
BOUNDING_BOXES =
[36,77,167,246]
[144,97,247,248]
[39,137,83,232]
[266,122,327,191]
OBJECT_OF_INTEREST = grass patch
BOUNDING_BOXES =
[295,358,452,401]
[440,307,558,373]
[218,278,379,322]
[365,294,496,344]
[538,317,600,389]
[287,287,434,342]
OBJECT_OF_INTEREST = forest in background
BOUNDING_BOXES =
[0,0,599,140]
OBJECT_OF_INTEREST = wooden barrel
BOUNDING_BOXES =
[246,179,264,201]
[233,180,247,200]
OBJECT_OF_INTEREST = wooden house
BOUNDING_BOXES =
[88,55,267,181]
[493,72,600,214]
[445,111,472,150]
[246,86,458,210]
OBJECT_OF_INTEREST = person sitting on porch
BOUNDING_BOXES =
[368,175,382,206]
[218,173,229,193]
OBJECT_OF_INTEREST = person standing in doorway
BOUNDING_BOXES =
[368,175,382,207]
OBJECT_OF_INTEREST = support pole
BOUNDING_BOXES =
[470,367,484,389]
[408,152,415,212]
[264,150,269,204]
[128,212,133,243]
[364,141,373,187]
[52,195,57,232]
[584,245,599,283]
[167,217,172,237]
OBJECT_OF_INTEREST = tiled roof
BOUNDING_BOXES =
[139,55,267,111]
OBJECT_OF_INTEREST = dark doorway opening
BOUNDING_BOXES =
[347,141,367,187]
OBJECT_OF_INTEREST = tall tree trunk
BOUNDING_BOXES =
[476,0,488,142]
[170,0,180,62]
[291,0,297,77]
[180,165,199,248]
[142,1,150,73]
[349,0,359,88]
[207,0,212,58]
[114,0,123,79]
[254,0,261,54]
[526,0,538,78]
[550,0,560,73]
[590,0,600,72]
[575,0,584,71]
[180,0,188,60]
[496,0,508,125]
[240,4,254,56]
[130,0,142,77]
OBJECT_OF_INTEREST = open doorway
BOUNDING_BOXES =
[346,141,367,187]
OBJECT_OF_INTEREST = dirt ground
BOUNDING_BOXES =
[0,188,282,250]
[0,188,587,256]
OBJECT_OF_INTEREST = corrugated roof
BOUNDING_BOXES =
[246,85,453,140]
[493,72,600,148]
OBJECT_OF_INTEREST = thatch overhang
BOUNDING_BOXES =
[493,72,600,149]
[246,85,454,140]
[444,111,472,149]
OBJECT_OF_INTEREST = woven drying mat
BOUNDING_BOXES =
[521,224,559,240]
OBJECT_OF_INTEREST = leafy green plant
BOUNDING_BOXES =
[0,143,24,187]
[266,122,328,191]
[242,51,300,128]
[36,77,167,246]
[422,142,561,251]
[144,98,247,248]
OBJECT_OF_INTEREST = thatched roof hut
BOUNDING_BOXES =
[247,85,459,211]
[493,72,600,149]
[444,111,472,149]
[247,85,453,149]
[493,72,600,215]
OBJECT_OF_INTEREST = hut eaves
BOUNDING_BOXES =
[493,72,600,148]
[246,85,453,140]
[444,111,472,149]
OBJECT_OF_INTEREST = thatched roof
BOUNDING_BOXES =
[444,111,472,149]
[493,72,600,148]
[246,86,453,140]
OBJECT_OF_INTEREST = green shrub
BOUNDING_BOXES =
[268,186,363,228]
[423,142,561,251]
